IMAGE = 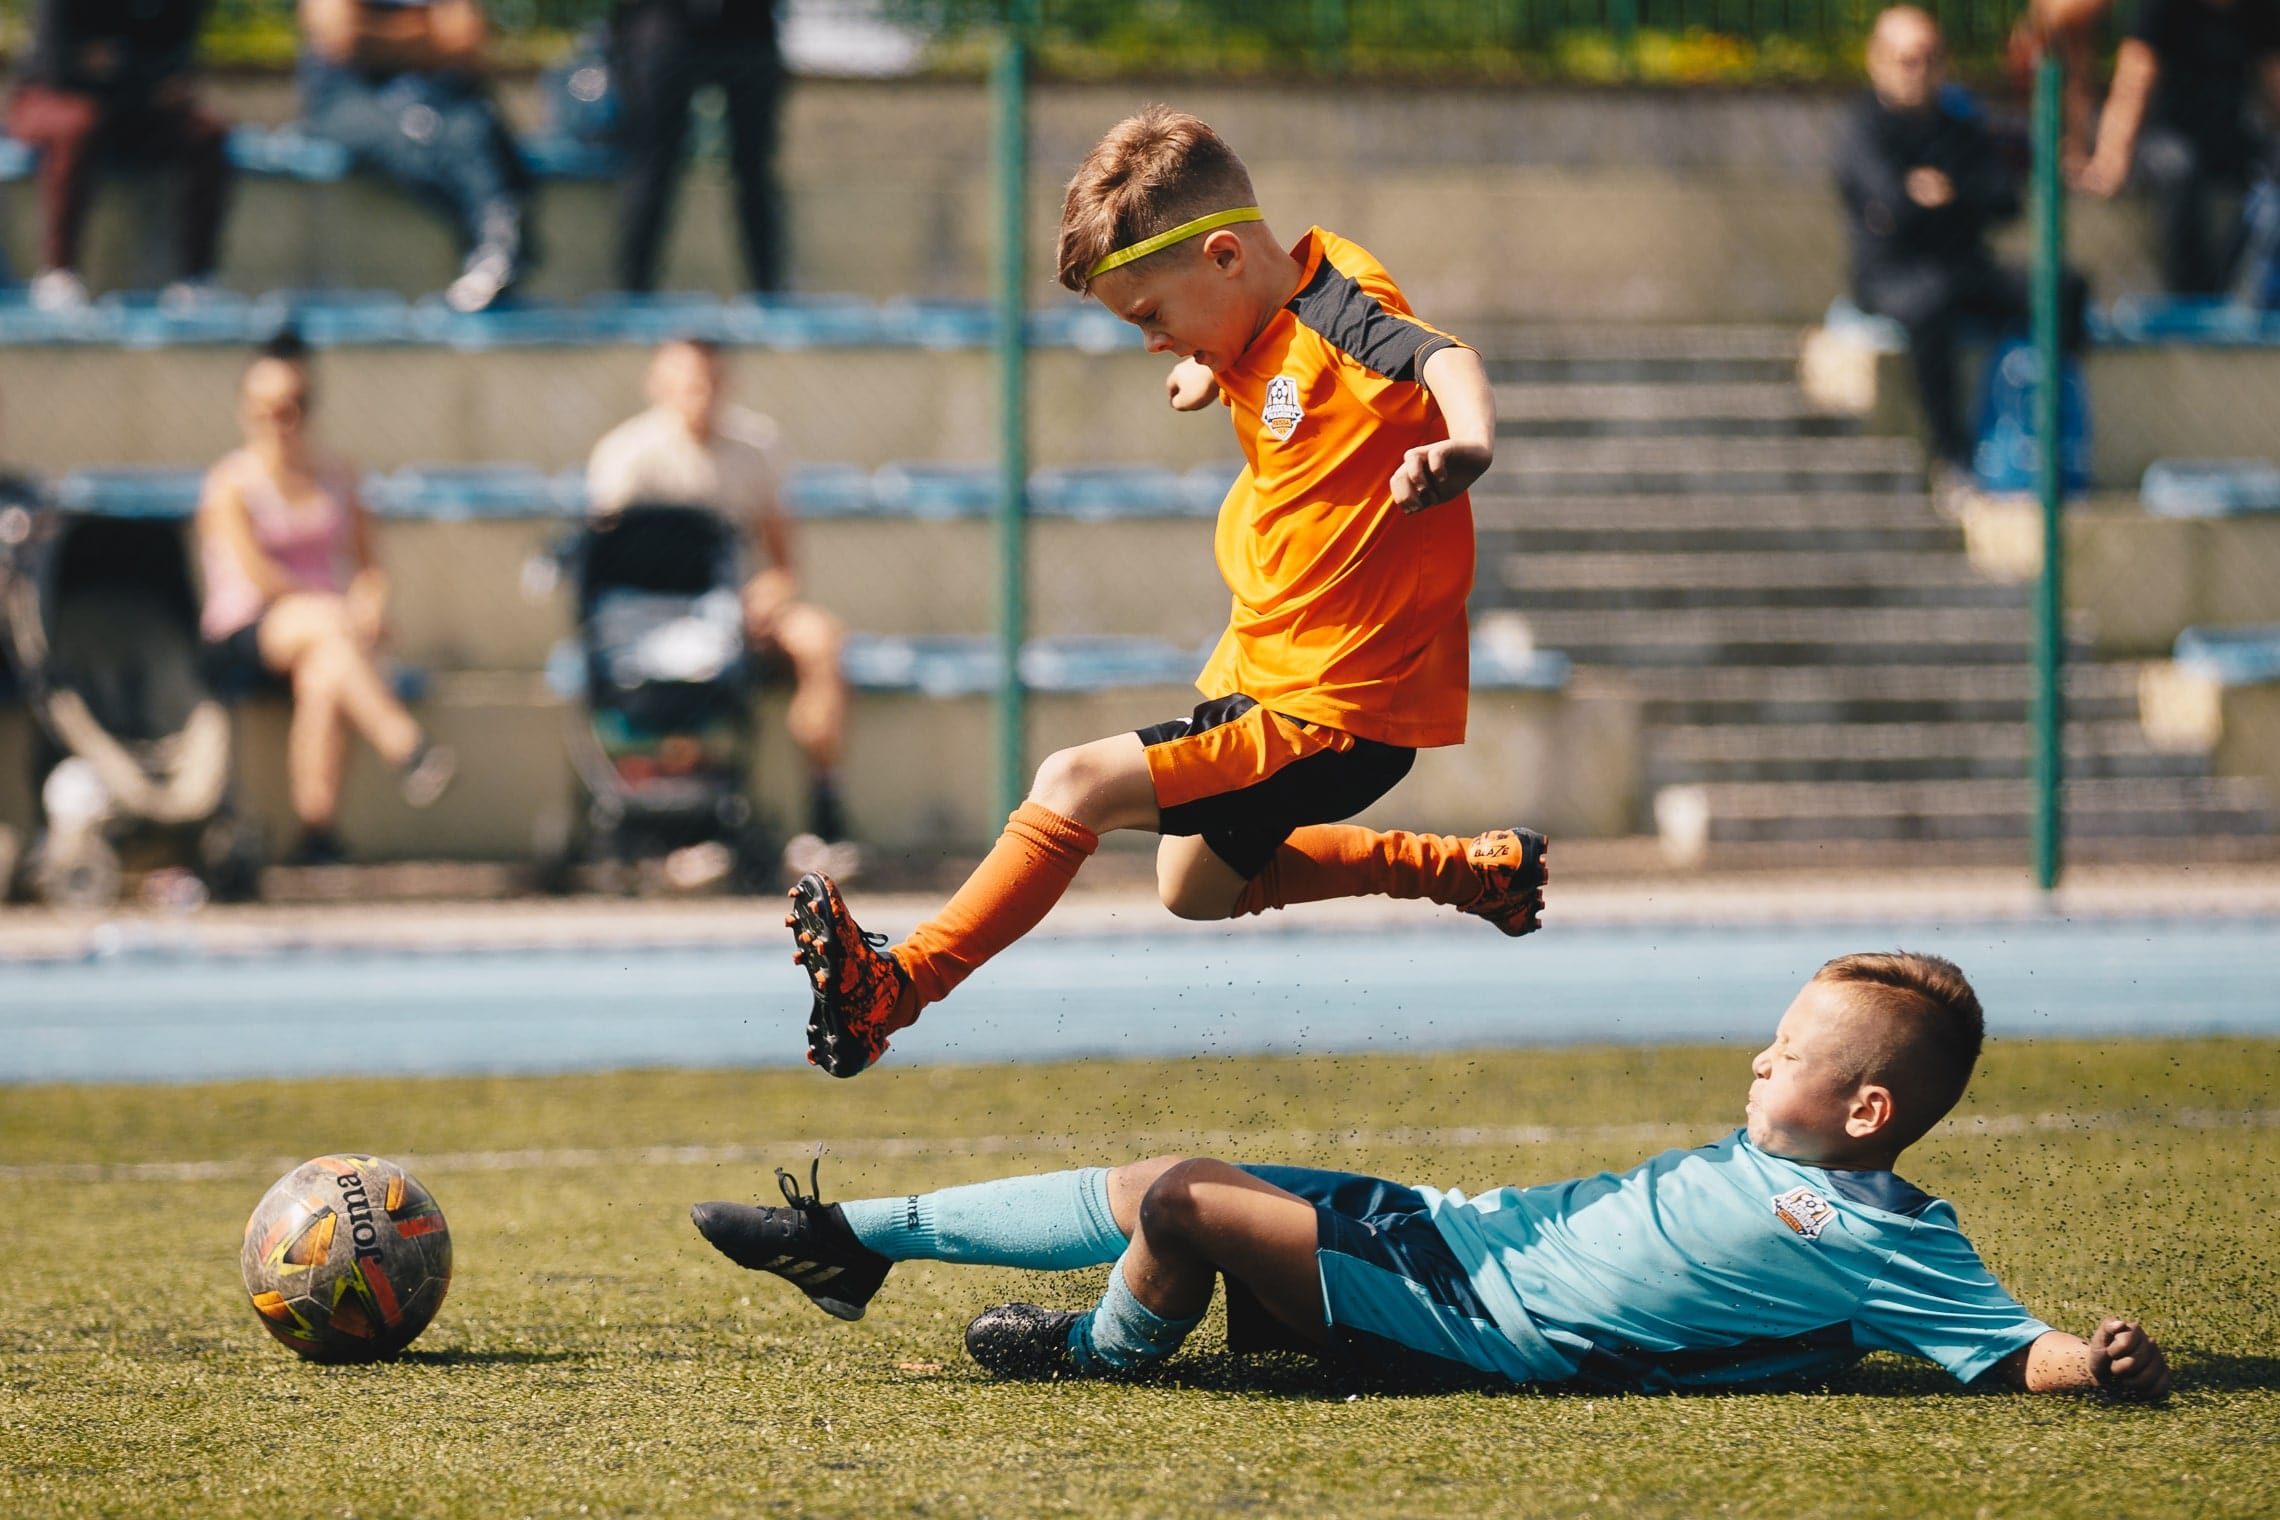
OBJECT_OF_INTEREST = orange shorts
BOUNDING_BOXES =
[1138,694,1414,877]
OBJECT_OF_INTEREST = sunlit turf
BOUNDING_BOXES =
[3,1039,2276,1518]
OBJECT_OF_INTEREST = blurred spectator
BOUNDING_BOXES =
[296,0,535,312]
[2076,0,2280,295]
[1837,6,2088,501]
[5,0,232,311]
[2006,0,2113,175]
[587,338,852,854]
[197,333,455,866]
[610,0,785,293]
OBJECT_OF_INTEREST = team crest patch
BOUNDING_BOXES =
[1261,374,1305,441]
[1771,1187,1836,1241]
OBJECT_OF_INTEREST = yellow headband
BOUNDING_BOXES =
[1087,206,1264,281]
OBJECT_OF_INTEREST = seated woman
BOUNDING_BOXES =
[196,332,454,865]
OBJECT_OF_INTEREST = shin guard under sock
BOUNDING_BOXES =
[838,1167,1126,1268]
[1229,824,1479,918]
[895,802,1099,1007]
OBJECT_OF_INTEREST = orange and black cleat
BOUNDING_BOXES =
[1461,827,1550,937]
[787,871,911,1077]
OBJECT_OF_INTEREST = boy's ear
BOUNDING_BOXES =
[1202,227,1246,275]
[1844,1084,1897,1140]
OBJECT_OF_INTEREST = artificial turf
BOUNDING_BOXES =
[2,1037,2276,1519]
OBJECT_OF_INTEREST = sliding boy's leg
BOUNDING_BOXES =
[965,1159,1327,1378]
[791,732,1158,1077]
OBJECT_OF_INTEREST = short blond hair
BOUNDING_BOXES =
[1056,105,1258,294]
[1813,952,1985,1147]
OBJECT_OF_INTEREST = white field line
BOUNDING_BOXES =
[3,1109,2276,1186]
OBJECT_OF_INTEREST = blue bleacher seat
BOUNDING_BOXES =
[1178,463,1239,514]
[871,463,999,519]
[721,294,884,349]
[2099,294,2280,345]
[878,299,996,350]
[0,137,33,183]
[516,135,621,181]
[1822,297,1908,353]
[2141,459,2280,517]
[783,463,876,517]
[576,291,732,345]
[52,468,204,519]
[2173,625,2280,685]
[365,464,570,520]
[225,126,353,182]
[106,290,262,349]
[1028,466,1184,520]
[261,289,417,345]
[1024,303,1142,352]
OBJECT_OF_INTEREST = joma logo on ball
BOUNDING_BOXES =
[336,1170,382,1255]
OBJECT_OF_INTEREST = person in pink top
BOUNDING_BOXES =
[197,331,454,865]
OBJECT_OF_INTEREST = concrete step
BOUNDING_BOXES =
[1492,382,1856,438]
[1472,494,1960,554]
[1587,662,2145,725]
[1517,607,2055,666]
[1488,436,1925,496]
[1497,551,2023,611]
[1476,325,1802,385]
[1645,719,2204,786]
[1663,775,2277,846]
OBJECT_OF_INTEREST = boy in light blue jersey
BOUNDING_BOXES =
[692,951,2171,1399]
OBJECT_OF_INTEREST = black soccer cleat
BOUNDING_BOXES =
[690,1157,892,1321]
[964,1302,1089,1380]
[786,871,911,1078]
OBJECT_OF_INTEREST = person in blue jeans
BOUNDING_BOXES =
[296,0,535,311]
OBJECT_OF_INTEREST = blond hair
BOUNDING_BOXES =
[1813,952,1985,1148]
[1056,105,1258,293]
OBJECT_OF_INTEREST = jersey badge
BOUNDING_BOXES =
[1261,374,1305,441]
[1771,1187,1836,1241]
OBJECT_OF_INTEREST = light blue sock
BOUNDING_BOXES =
[838,1167,1127,1268]
[1069,1258,1202,1372]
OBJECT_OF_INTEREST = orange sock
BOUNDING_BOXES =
[895,801,1099,1011]
[1229,825,1480,918]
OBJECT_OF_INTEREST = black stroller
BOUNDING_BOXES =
[0,489,260,907]
[555,503,772,890]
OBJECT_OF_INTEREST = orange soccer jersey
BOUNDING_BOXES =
[1199,226,1476,750]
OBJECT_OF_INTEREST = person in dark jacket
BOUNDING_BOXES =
[5,0,233,310]
[610,0,785,294]
[1836,5,2087,494]
[2075,0,2280,296]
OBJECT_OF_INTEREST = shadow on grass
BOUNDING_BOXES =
[2171,1349,2280,1392]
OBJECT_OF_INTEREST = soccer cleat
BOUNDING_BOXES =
[1461,827,1550,937]
[964,1302,1089,1380]
[786,871,911,1078]
[689,1157,891,1321]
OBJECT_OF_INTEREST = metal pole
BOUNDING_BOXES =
[993,6,1032,820]
[2031,52,2066,891]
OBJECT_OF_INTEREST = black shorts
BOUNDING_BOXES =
[1136,694,1414,879]
[201,618,281,700]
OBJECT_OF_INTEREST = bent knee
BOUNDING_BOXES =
[1137,1157,1240,1238]
[1028,744,1099,810]
[1156,865,1232,922]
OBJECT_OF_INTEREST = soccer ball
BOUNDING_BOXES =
[239,1154,453,1362]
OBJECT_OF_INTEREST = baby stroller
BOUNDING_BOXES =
[555,502,772,890]
[0,489,260,907]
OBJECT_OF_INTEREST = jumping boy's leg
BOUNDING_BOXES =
[1220,825,1549,936]
[789,732,1157,1077]
[965,1158,1325,1377]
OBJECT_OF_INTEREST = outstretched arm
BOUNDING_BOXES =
[1390,344,1495,513]
[1986,1320,2171,1399]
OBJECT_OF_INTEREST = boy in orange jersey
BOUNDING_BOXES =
[786,105,1547,1077]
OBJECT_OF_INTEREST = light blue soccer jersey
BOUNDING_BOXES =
[1420,1130,2054,1391]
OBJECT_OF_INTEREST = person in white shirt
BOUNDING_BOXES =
[587,337,852,854]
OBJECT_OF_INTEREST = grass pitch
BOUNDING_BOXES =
[3,1037,2276,1519]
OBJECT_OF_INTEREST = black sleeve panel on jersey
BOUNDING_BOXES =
[1285,256,1458,384]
